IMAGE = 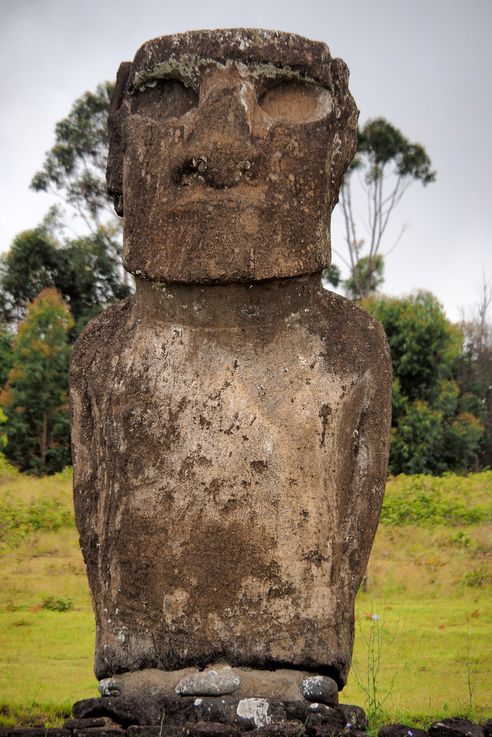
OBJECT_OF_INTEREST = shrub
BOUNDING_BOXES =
[41,595,73,612]
[462,567,492,588]
[0,496,74,547]
[382,472,492,526]
[0,452,19,479]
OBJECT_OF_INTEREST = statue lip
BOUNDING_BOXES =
[171,183,267,209]
[172,155,264,191]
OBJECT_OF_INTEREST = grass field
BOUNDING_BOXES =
[0,460,491,728]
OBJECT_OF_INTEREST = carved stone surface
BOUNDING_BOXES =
[96,666,338,704]
[70,28,392,692]
[175,666,241,696]
[107,29,357,283]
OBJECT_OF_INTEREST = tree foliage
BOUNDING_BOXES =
[458,278,492,468]
[0,229,59,322]
[31,83,116,234]
[0,289,74,474]
[364,292,484,474]
[0,326,14,389]
[0,227,129,335]
[0,83,132,475]
[53,230,129,334]
[337,118,436,300]
[0,83,134,475]
[344,254,384,300]
[367,291,462,402]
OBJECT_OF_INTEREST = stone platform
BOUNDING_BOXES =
[0,715,490,737]
[71,694,367,734]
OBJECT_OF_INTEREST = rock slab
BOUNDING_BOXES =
[300,676,338,705]
[176,667,241,696]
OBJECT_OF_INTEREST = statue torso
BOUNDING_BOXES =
[71,276,391,683]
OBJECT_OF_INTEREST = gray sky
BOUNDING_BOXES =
[1,0,491,322]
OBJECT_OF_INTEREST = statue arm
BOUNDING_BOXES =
[70,299,132,610]
[340,323,392,598]
[70,335,104,608]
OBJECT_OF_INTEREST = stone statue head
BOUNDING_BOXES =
[107,29,358,283]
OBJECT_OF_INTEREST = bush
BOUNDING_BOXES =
[0,496,74,547]
[462,567,492,588]
[41,595,73,612]
[364,293,484,474]
[382,472,492,526]
[0,452,19,478]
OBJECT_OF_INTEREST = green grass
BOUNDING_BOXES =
[0,464,74,548]
[341,594,491,727]
[381,471,492,526]
[0,463,491,727]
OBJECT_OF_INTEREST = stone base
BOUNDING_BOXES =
[72,695,367,733]
[70,664,365,735]
[0,714,489,737]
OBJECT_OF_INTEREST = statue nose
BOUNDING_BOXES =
[174,87,262,189]
[193,86,254,145]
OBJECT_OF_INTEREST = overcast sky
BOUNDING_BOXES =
[1,0,491,322]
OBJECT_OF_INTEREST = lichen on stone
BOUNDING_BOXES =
[133,56,324,93]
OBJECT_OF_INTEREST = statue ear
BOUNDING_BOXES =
[107,61,132,217]
[328,58,359,211]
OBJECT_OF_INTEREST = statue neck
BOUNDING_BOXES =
[132,273,323,328]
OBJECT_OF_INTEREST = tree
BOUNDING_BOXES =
[0,229,59,323]
[31,82,116,235]
[0,226,129,335]
[0,326,14,389]
[30,82,133,293]
[53,230,129,334]
[0,289,74,474]
[366,291,461,402]
[364,291,483,474]
[336,118,436,300]
[458,277,492,468]
[344,254,384,300]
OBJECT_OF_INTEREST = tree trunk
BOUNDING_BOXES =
[39,412,48,470]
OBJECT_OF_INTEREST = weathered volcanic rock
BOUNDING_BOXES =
[71,27,392,693]
[255,723,306,737]
[187,723,241,737]
[300,676,338,705]
[107,30,358,283]
[73,696,365,733]
[176,666,241,696]
[379,725,428,737]
[97,667,337,703]
[71,278,391,686]
[428,719,484,737]
[335,705,367,731]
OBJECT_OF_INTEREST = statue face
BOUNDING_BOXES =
[108,30,357,282]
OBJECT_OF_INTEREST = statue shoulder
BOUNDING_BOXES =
[70,297,133,384]
[312,288,391,373]
[317,288,386,332]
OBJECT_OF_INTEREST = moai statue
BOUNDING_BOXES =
[71,29,392,714]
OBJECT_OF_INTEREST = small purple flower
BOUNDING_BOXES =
[407,731,413,736]
[372,613,379,621]
[346,724,352,730]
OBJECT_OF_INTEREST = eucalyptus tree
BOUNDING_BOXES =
[337,118,435,300]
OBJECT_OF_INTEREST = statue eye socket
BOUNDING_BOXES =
[258,81,332,124]
[132,79,198,119]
